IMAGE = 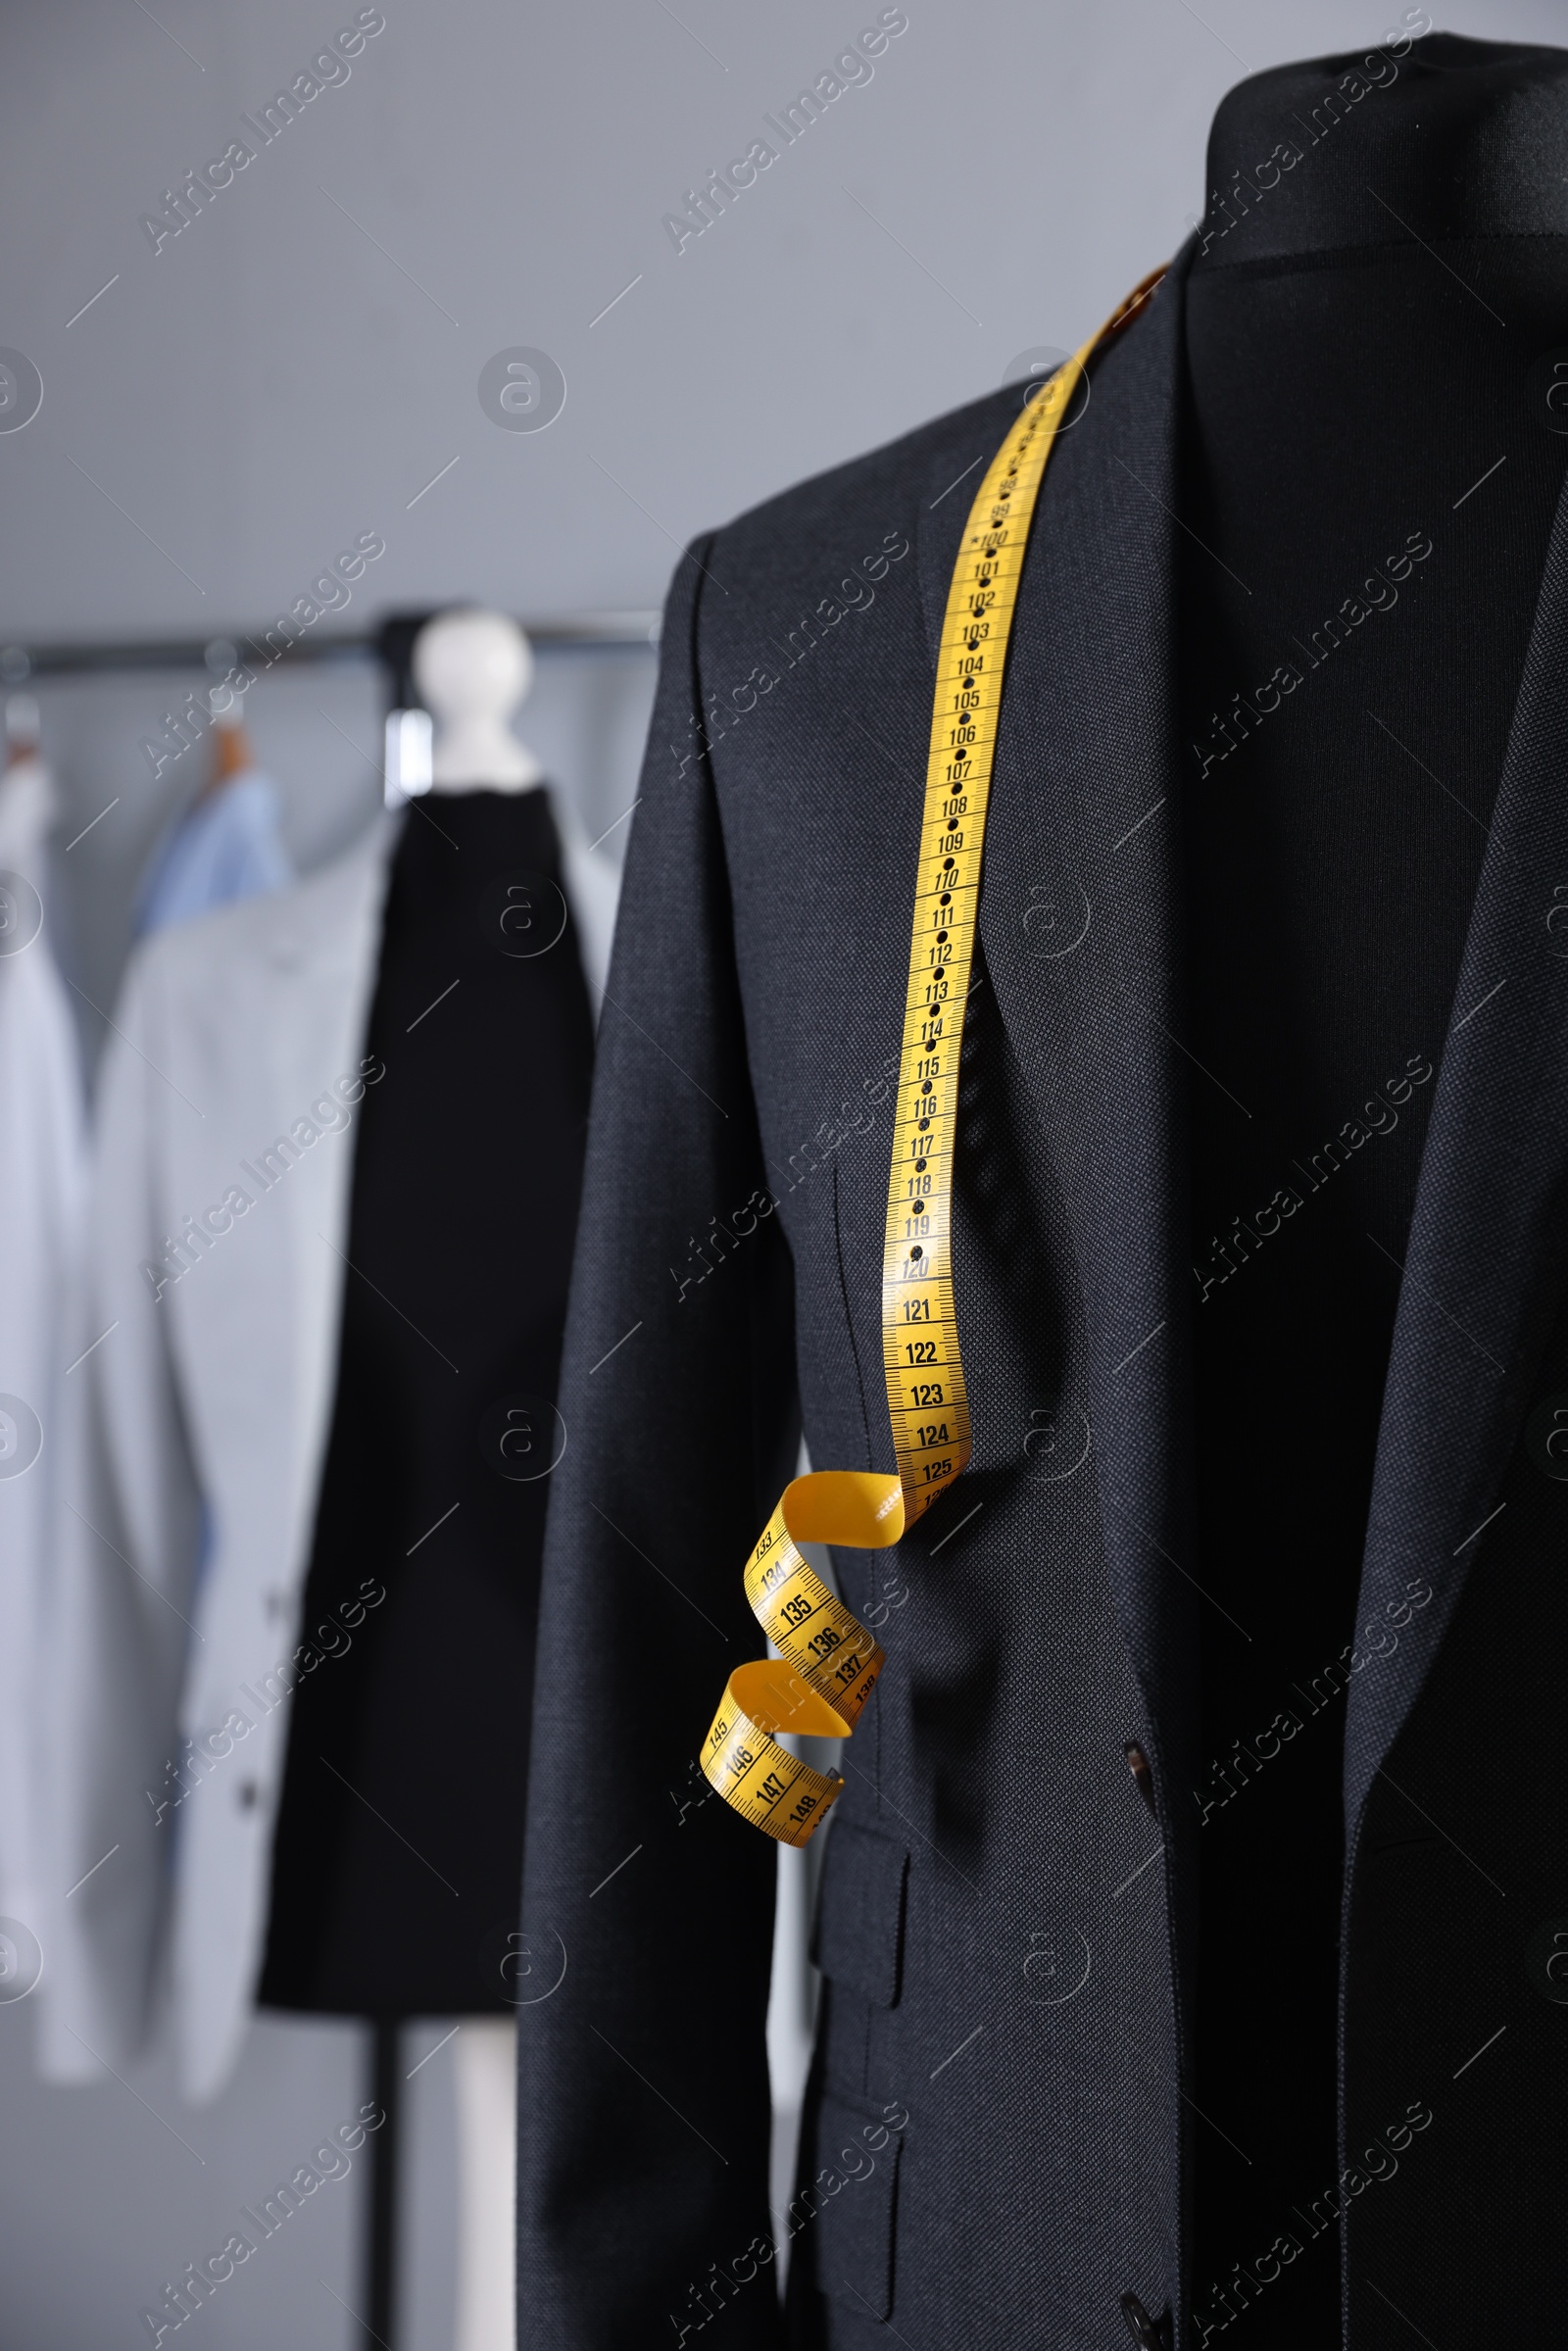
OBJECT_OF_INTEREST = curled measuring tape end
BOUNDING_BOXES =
[702,1473,901,1845]
[702,1663,850,1847]
[700,264,1168,1846]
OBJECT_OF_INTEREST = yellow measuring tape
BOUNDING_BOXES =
[701,268,1166,1845]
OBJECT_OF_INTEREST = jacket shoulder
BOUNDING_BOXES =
[711,380,1026,569]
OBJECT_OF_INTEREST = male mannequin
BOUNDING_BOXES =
[1178,34,1568,2330]
[514,32,1568,2349]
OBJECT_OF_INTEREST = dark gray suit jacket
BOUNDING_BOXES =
[514,237,1568,2347]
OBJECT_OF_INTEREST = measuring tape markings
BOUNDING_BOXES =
[701,269,1167,1846]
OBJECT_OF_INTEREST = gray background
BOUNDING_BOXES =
[3,0,1563,2344]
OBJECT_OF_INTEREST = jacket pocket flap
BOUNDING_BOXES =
[812,1819,908,2007]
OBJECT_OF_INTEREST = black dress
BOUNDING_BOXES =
[260,787,595,2018]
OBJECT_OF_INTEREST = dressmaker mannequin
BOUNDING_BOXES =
[1178,34,1568,2333]
[260,609,595,2351]
[418,610,542,2351]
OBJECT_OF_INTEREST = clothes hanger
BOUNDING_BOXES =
[197,682,255,805]
[4,692,40,767]
[1,692,56,835]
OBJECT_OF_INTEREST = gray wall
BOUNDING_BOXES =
[3,0,1564,2345]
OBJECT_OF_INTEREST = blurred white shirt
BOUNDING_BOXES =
[0,754,86,1933]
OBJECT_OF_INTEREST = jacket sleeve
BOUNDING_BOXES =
[37,942,204,2080]
[514,536,800,2349]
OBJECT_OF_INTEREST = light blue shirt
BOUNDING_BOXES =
[136,769,293,937]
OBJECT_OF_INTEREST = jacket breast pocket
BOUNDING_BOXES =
[811,1818,908,2007]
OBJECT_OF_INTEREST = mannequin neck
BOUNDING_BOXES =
[1197,31,1568,267]
[428,725,544,795]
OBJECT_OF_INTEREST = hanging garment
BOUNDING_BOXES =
[0,755,86,1930]
[259,789,595,2018]
[39,793,615,2100]
[135,767,293,937]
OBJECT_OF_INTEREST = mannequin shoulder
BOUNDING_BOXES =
[708,379,1025,591]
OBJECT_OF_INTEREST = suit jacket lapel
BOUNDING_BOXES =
[1346,464,1568,1832]
[917,240,1200,1785]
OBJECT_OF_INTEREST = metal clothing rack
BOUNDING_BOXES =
[0,611,660,681]
[3,610,662,809]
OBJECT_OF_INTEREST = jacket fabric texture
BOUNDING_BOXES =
[515,237,1568,2346]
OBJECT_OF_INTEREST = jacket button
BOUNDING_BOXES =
[237,1781,260,1810]
[1124,1741,1156,1816]
[1119,2292,1167,2348]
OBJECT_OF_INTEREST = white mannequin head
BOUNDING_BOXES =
[413,608,543,792]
